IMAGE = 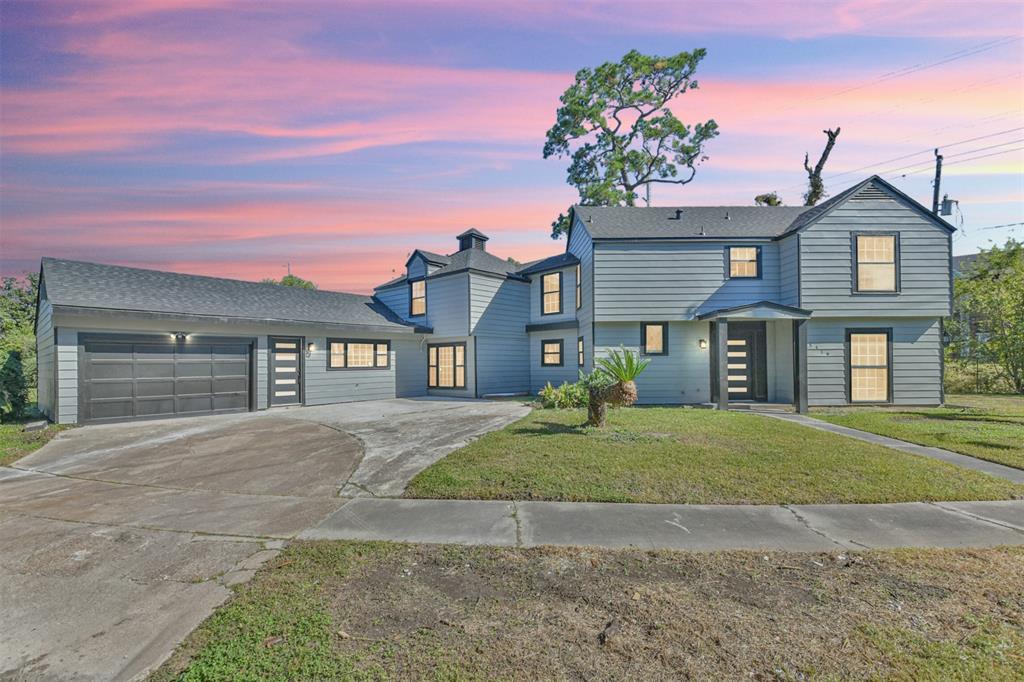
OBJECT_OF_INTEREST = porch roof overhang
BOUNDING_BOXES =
[696,300,811,321]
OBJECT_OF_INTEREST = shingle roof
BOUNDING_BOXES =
[431,248,527,279]
[41,258,418,332]
[573,204,812,240]
[516,252,579,276]
[411,249,450,266]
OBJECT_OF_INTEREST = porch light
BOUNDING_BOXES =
[698,338,708,350]
[306,341,316,353]
[172,331,189,341]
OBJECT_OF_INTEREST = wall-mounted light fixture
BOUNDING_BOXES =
[698,338,708,350]
[306,341,316,356]
[171,331,189,341]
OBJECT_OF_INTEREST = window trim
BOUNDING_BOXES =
[575,264,582,310]
[540,271,563,316]
[427,342,467,389]
[408,277,427,317]
[851,232,901,294]
[726,245,762,280]
[845,328,893,404]
[541,338,564,367]
[640,322,668,356]
[577,336,584,367]
[326,338,391,371]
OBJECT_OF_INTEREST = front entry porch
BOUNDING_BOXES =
[698,301,811,413]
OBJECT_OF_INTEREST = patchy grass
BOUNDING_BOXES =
[816,394,1024,471]
[404,408,1023,504]
[152,542,1024,681]
[0,420,68,467]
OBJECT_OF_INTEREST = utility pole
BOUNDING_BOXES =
[931,148,943,215]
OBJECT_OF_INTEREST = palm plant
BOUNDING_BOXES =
[587,347,650,426]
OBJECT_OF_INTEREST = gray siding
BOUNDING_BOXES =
[426,274,469,337]
[807,317,942,406]
[567,219,594,371]
[394,337,427,397]
[35,297,55,420]
[798,185,952,316]
[472,275,529,395]
[778,235,800,307]
[407,255,428,280]
[529,329,580,394]
[594,321,711,404]
[303,334,397,405]
[375,283,408,321]
[55,327,78,424]
[529,265,578,325]
[593,241,780,321]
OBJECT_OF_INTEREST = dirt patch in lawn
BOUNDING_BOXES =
[325,545,1022,680]
[156,543,1024,681]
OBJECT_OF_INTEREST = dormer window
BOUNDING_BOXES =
[728,246,761,279]
[409,279,426,316]
[541,272,562,315]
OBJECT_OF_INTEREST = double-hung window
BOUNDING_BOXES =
[541,272,562,315]
[575,264,582,310]
[328,340,390,369]
[728,246,761,279]
[855,234,898,292]
[541,339,563,366]
[428,343,465,389]
[641,323,667,355]
[848,330,890,402]
[577,336,584,366]
[409,279,426,316]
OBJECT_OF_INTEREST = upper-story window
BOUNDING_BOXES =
[409,279,426,316]
[575,264,582,310]
[728,246,761,279]
[855,234,898,292]
[541,272,562,315]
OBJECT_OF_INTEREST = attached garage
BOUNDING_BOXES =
[78,335,253,424]
[35,258,429,425]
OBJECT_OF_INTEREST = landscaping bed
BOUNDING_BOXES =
[404,407,1023,505]
[152,541,1024,681]
[816,394,1024,471]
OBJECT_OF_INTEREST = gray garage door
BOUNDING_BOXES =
[79,336,252,424]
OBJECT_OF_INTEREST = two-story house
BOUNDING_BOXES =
[36,176,952,425]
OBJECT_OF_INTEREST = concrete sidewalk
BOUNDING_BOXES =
[301,497,1024,551]
[761,412,1024,484]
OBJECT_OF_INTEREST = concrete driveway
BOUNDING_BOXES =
[0,398,528,681]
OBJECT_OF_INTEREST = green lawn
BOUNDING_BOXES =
[0,420,67,467]
[404,407,1023,505]
[816,394,1024,471]
[152,541,1024,681]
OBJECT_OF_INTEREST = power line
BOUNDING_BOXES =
[879,138,1024,177]
[977,221,1024,231]
[891,145,1024,178]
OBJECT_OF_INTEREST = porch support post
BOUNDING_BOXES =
[793,319,808,414]
[715,318,729,411]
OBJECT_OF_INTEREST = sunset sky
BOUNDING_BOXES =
[1,0,1022,292]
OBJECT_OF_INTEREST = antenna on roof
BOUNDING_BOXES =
[699,226,706,236]
[724,211,730,220]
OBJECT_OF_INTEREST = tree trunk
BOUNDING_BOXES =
[587,385,611,427]
[803,127,840,206]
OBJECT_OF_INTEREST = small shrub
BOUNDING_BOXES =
[538,380,588,409]
[0,350,28,422]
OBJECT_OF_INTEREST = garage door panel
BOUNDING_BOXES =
[135,380,175,398]
[80,337,251,424]
[90,362,134,380]
[136,397,176,417]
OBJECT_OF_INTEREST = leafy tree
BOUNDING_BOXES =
[544,49,720,239]
[261,274,317,289]
[0,274,38,420]
[754,192,783,206]
[949,240,1024,393]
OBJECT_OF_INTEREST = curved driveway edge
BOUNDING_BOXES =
[302,497,1024,552]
